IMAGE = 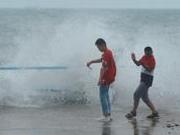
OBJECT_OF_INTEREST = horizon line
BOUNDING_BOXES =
[0,7,180,10]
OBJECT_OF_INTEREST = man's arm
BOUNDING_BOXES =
[86,58,102,68]
[131,53,141,66]
[98,59,108,85]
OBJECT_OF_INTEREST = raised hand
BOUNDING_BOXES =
[131,53,136,60]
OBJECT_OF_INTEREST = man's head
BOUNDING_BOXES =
[144,46,153,56]
[95,38,107,52]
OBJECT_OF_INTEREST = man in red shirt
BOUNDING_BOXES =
[126,47,159,119]
[87,38,116,122]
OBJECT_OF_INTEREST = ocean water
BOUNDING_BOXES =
[0,9,180,108]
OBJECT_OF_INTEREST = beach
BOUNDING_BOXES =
[0,105,179,135]
[0,8,180,135]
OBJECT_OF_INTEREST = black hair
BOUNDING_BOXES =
[95,38,106,46]
[144,46,153,52]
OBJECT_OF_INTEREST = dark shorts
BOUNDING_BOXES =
[134,82,149,101]
[133,73,154,102]
[140,73,153,87]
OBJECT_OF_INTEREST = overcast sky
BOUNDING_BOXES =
[0,0,179,9]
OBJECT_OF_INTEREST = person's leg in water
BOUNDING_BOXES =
[126,83,145,118]
[106,86,111,117]
[99,85,111,121]
[132,87,142,114]
[141,86,159,118]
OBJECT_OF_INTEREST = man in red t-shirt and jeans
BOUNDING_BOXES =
[87,38,116,122]
[126,47,159,119]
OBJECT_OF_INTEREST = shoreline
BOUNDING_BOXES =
[0,105,179,135]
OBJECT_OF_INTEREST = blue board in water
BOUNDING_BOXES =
[0,66,68,70]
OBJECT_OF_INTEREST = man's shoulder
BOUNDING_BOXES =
[105,49,113,56]
[147,55,156,62]
[102,49,114,60]
[151,55,156,60]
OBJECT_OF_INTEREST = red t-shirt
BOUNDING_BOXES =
[99,49,116,85]
[139,54,156,69]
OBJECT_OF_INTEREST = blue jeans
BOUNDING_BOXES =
[99,85,111,116]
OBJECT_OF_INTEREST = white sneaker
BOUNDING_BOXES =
[97,116,112,122]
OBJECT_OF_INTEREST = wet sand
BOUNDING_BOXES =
[0,105,179,135]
